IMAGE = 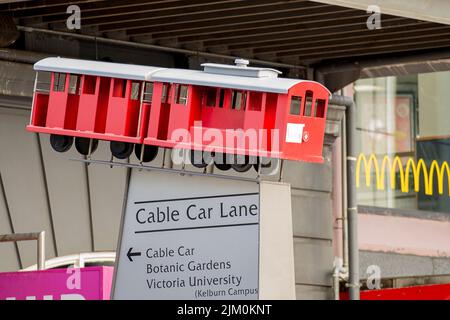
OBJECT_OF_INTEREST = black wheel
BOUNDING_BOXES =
[213,153,231,171]
[134,144,158,163]
[190,150,211,168]
[231,155,253,173]
[50,134,73,153]
[110,141,133,159]
[253,157,273,172]
[75,137,98,156]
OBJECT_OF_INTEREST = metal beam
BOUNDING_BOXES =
[311,0,450,26]
[197,17,415,47]
[0,0,100,14]
[279,40,450,61]
[35,0,244,24]
[132,7,356,41]
[225,22,437,52]
[17,26,307,70]
[253,25,450,55]
[94,1,321,33]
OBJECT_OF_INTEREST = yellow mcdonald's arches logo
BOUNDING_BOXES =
[356,153,450,196]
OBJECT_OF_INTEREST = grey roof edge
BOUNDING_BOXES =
[34,57,166,81]
[33,57,331,95]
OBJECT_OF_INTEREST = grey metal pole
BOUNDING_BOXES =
[37,231,45,270]
[329,95,360,300]
[0,232,46,270]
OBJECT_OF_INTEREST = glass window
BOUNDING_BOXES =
[53,73,66,92]
[143,82,153,102]
[131,82,141,100]
[248,91,263,111]
[83,75,96,94]
[354,72,450,213]
[303,91,313,116]
[161,83,171,103]
[315,99,326,118]
[218,89,225,108]
[290,96,302,115]
[175,84,188,105]
[68,75,80,95]
[36,72,51,92]
[205,88,216,107]
[113,79,127,98]
[231,90,246,110]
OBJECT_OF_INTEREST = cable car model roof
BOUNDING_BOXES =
[34,57,330,95]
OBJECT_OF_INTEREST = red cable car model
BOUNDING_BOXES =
[27,57,330,172]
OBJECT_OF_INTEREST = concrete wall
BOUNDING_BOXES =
[282,150,334,299]
[0,102,128,270]
[358,207,450,281]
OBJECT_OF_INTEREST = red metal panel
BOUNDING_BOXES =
[30,92,49,127]
[243,92,267,154]
[105,78,129,136]
[145,82,171,142]
[341,283,450,300]
[76,75,109,133]
[45,73,70,129]
[104,79,141,138]
[166,84,192,143]
[277,82,329,163]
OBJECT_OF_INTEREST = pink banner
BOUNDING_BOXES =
[0,266,113,300]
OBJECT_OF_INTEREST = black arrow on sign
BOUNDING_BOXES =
[127,247,141,262]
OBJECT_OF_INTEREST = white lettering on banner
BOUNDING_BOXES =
[5,294,85,300]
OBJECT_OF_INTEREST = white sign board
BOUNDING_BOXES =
[112,169,260,300]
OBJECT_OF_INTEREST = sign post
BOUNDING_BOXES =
[112,170,260,300]
[112,168,295,300]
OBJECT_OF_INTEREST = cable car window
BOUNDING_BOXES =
[83,75,97,94]
[248,91,263,111]
[205,88,216,107]
[290,96,302,115]
[304,91,313,117]
[315,99,326,118]
[218,89,225,108]
[131,82,141,100]
[175,84,189,105]
[36,72,51,92]
[68,75,80,95]
[231,91,245,110]
[161,83,170,103]
[143,83,154,102]
[53,73,66,92]
[113,79,127,98]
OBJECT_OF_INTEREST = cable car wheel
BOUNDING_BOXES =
[110,141,134,159]
[190,150,212,169]
[134,144,158,163]
[213,153,231,171]
[49,134,73,153]
[230,154,253,173]
[253,157,273,172]
[75,137,98,155]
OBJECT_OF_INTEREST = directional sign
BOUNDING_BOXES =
[112,169,260,300]
[126,247,141,262]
